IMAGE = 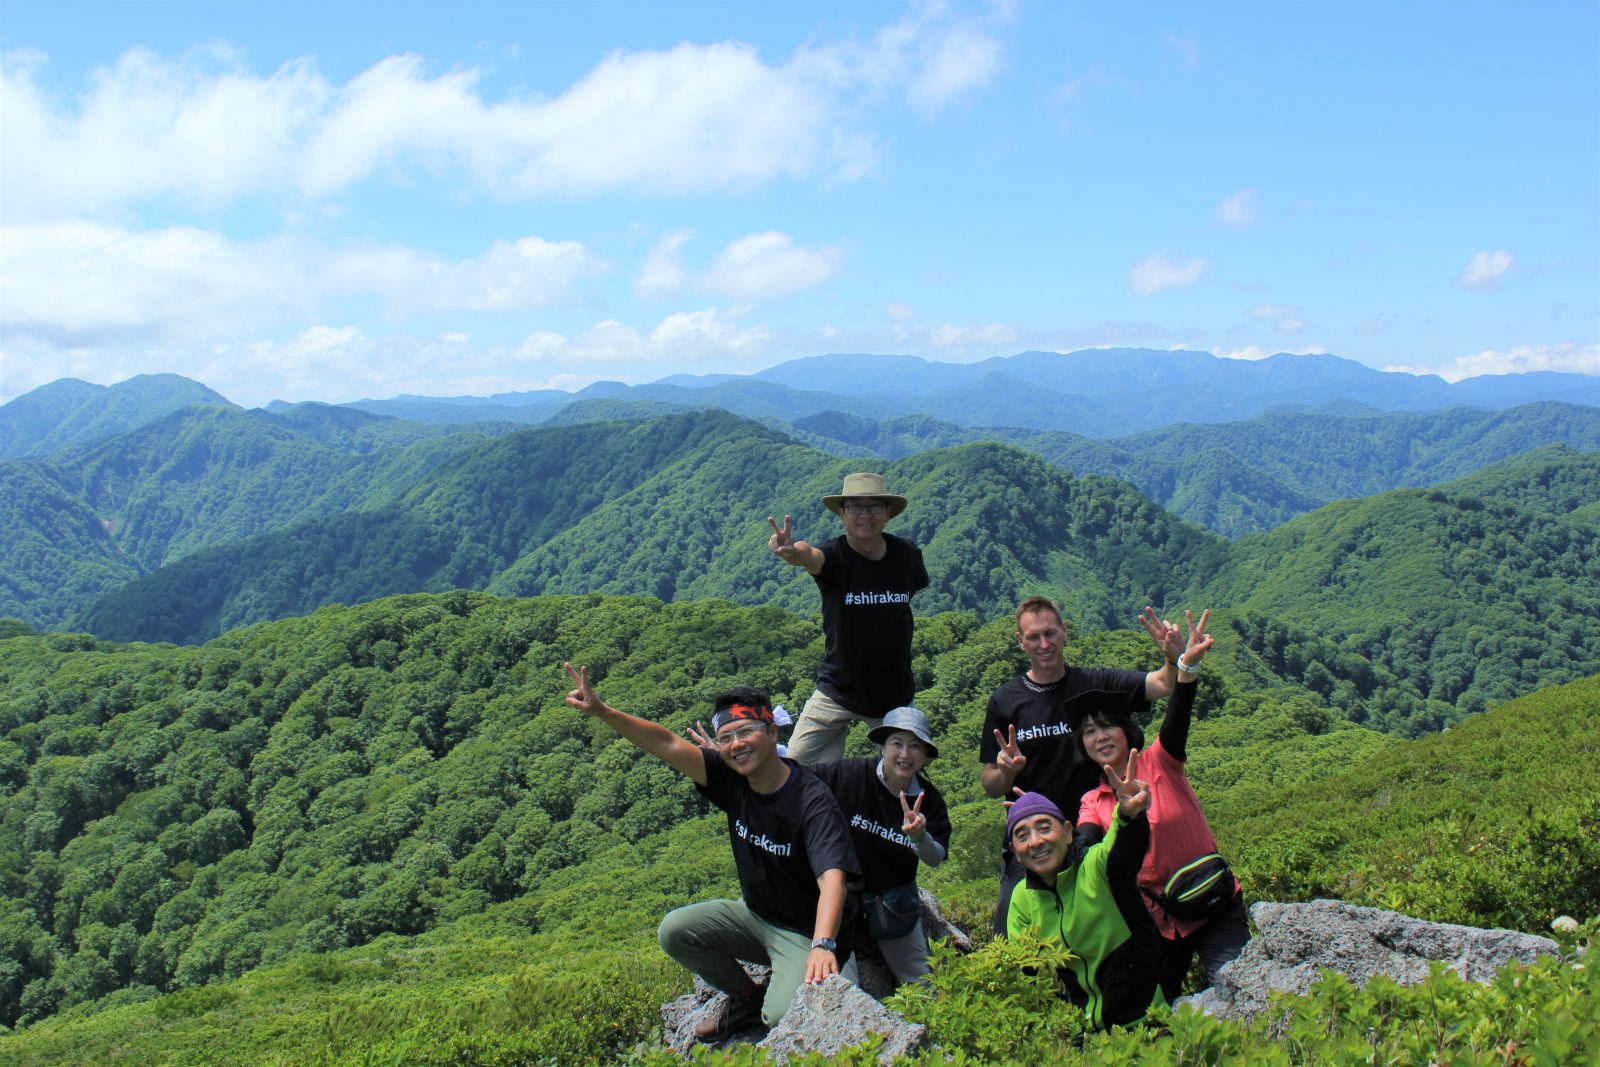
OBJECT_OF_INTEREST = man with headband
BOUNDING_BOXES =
[563,664,859,1041]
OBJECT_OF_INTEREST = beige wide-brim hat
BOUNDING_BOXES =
[822,472,908,518]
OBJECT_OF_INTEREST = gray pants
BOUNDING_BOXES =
[787,690,882,764]
[873,919,932,985]
[658,899,826,1027]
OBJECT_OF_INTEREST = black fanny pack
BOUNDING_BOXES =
[863,882,922,941]
[1150,853,1235,922]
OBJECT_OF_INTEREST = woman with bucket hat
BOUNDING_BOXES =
[767,471,930,764]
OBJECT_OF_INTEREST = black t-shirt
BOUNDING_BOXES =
[695,752,861,936]
[813,534,930,716]
[807,758,951,893]
[980,667,1148,816]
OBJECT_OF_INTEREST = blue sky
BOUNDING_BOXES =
[2,0,1596,408]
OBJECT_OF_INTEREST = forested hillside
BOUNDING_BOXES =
[782,401,1600,536]
[69,419,1221,647]
[1,591,1595,1063]
[0,376,231,462]
[1203,445,1600,720]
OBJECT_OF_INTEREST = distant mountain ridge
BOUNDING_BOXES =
[0,374,231,460]
[277,347,1600,437]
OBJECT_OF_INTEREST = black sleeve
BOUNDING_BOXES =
[1106,809,1151,893]
[978,694,1004,763]
[919,780,953,850]
[800,782,860,879]
[1158,679,1200,762]
[909,543,930,592]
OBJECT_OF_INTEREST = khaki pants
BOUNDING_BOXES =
[786,690,882,764]
[658,899,828,1027]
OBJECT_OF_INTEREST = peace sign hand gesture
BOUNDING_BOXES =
[1140,606,1184,664]
[768,515,801,561]
[1180,608,1214,671]
[1104,748,1151,819]
[563,662,604,717]
[900,791,927,840]
[993,725,1028,777]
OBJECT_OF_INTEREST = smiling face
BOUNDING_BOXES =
[880,730,929,786]
[713,721,777,777]
[839,497,890,546]
[1016,608,1067,678]
[1080,713,1129,771]
[1010,812,1071,881]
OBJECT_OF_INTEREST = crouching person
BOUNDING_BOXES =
[563,664,860,1041]
[1004,759,1166,1029]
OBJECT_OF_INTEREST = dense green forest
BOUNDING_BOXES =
[5,373,1599,633]
[42,420,1598,735]
[0,591,1595,1063]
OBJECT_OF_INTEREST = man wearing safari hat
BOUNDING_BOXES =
[767,472,930,764]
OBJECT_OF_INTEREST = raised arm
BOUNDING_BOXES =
[768,514,825,575]
[1139,606,1182,700]
[1158,609,1213,761]
[563,662,707,785]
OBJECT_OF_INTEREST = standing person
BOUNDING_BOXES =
[1004,768,1166,1029]
[767,472,930,763]
[562,664,859,1041]
[1075,609,1249,1001]
[690,705,951,985]
[981,596,1183,933]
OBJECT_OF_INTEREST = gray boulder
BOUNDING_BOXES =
[660,889,967,1059]
[760,975,928,1064]
[1182,899,1562,1022]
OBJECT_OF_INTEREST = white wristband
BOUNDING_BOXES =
[1176,655,1199,674]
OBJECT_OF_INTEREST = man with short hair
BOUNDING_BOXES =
[767,472,929,763]
[980,597,1182,932]
[563,664,859,1040]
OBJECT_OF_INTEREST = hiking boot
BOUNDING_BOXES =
[694,991,764,1042]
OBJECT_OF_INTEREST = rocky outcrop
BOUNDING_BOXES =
[1181,899,1563,1022]
[660,889,964,1060]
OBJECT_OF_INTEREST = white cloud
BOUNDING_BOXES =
[702,231,841,300]
[4,12,1006,219]
[929,322,1019,347]
[1161,32,1201,69]
[1214,188,1258,229]
[507,307,773,371]
[1247,303,1297,318]
[637,230,693,297]
[1386,342,1599,382]
[1130,251,1208,296]
[1277,318,1307,332]
[0,222,597,344]
[1457,249,1514,290]
[650,307,772,360]
[1216,344,1329,362]
[0,221,316,340]
[886,302,916,321]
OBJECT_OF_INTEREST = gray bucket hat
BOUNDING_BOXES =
[868,706,938,758]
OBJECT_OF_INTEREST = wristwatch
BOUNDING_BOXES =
[810,937,837,953]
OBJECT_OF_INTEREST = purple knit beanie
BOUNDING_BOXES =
[1005,791,1067,842]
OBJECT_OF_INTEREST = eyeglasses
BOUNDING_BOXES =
[714,724,768,748]
[842,502,887,516]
